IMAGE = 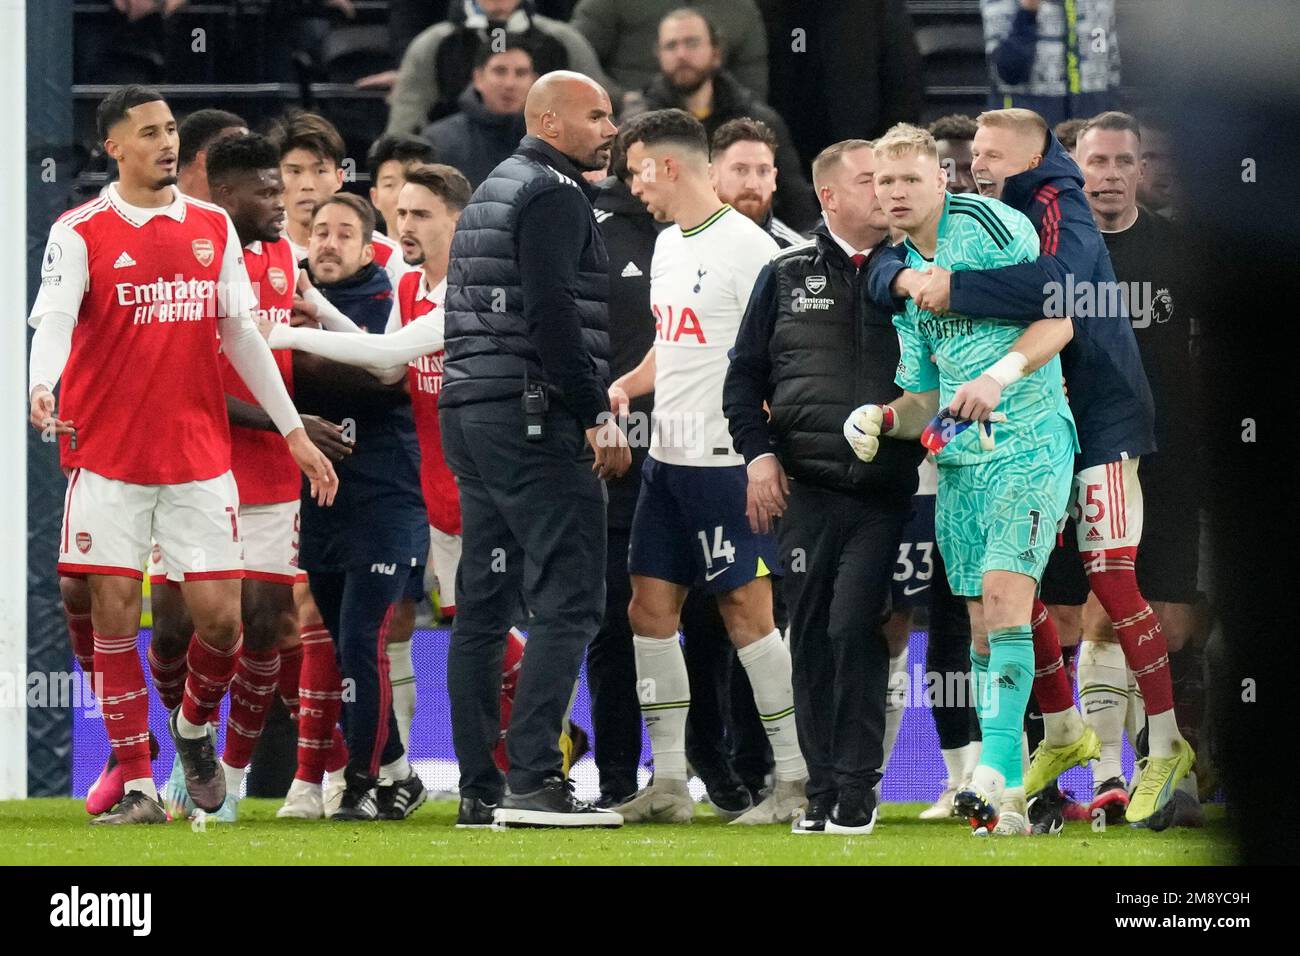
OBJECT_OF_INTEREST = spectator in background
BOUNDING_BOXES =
[1138,118,1178,219]
[1054,116,1089,154]
[386,0,615,135]
[710,117,805,248]
[928,113,979,195]
[176,109,248,202]
[571,0,769,106]
[422,38,537,187]
[759,0,923,168]
[367,133,439,239]
[982,0,1121,127]
[633,8,817,231]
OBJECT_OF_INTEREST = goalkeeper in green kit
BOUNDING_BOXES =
[843,123,1077,835]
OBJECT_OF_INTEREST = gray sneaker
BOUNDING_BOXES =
[613,777,694,824]
[90,790,167,825]
[167,706,225,813]
[730,777,807,825]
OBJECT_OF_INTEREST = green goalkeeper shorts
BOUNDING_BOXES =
[934,416,1075,597]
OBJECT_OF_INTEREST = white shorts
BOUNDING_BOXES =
[60,467,243,582]
[426,526,461,613]
[1071,458,1144,552]
[149,500,299,586]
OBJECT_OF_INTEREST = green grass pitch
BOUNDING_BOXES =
[0,799,1233,865]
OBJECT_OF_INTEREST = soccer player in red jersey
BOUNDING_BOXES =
[28,86,339,825]
[149,133,355,822]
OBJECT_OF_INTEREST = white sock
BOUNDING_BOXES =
[940,746,968,786]
[632,634,690,780]
[175,709,208,740]
[969,764,1006,809]
[736,629,806,782]
[380,755,412,781]
[1001,784,1027,815]
[1043,706,1085,747]
[880,650,908,773]
[327,767,346,791]
[124,777,158,801]
[962,741,982,782]
[387,639,416,751]
[1079,640,1128,783]
[1145,708,1181,759]
[220,760,245,800]
[1125,666,1146,751]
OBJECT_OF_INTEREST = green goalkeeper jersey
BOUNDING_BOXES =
[893,191,1079,465]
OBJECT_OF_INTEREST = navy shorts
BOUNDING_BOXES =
[628,458,780,594]
[891,494,937,610]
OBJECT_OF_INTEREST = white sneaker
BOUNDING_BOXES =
[919,782,959,820]
[730,777,807,825]
[612,777,694,823]
[324,769,346,817]
[277,779,324,819]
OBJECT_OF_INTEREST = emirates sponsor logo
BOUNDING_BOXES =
[192,238,215,267]
[268,267,288,295]
[75,531,92,554]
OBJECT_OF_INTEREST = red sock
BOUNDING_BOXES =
[493,628,526,773]
[1030,599,1076,713]
[296,623,343,783]
[93,631,152,783]
[64,607,95,677]
[181,632,243,728]
[222,647,280,769]
[147,641,188,712]
[1083,547,1175,714]
[278,642,303,718]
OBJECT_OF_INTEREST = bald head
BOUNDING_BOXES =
[523,71,617,172]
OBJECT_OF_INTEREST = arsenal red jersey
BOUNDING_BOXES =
[221,238,300,505]
[397,269,459,534]
[30,185,252,485]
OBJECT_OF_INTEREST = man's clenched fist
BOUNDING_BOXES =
[843,404,894,463]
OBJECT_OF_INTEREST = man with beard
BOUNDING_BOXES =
[441,71,631,827]
[635,8,817,231]
[710,117,805,248]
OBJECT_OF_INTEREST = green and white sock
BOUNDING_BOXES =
[633,634,691,780]
[736,629,806,782]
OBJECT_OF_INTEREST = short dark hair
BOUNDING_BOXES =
[366,133,438,184]
[205,133,281,187]
[1053,117,1090,152]
[620,108,709,157]
[661,7,722,50]
[96,85,167,141]
[928,113,978,143]
[267,110,346,167]
[710,117,777,160]
[178,109,248,167]
[1078,111,1142,150]
[472,33,536,71]
[401,163,473,213]
[312,192,376,239]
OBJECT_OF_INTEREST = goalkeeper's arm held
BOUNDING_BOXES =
[884,389,942,440]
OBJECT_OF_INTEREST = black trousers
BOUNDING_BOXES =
[586,526,642,801]
[780,480,908,800]
[440,400,607,799]
[924,548,981,751]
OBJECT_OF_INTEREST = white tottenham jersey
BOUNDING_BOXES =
[648,205,778,467]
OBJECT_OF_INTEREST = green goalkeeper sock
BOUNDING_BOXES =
[979,626,1035,789]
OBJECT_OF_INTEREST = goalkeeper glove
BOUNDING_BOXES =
[844,404,896,462]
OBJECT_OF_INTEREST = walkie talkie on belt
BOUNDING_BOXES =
[522,373,548,442]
